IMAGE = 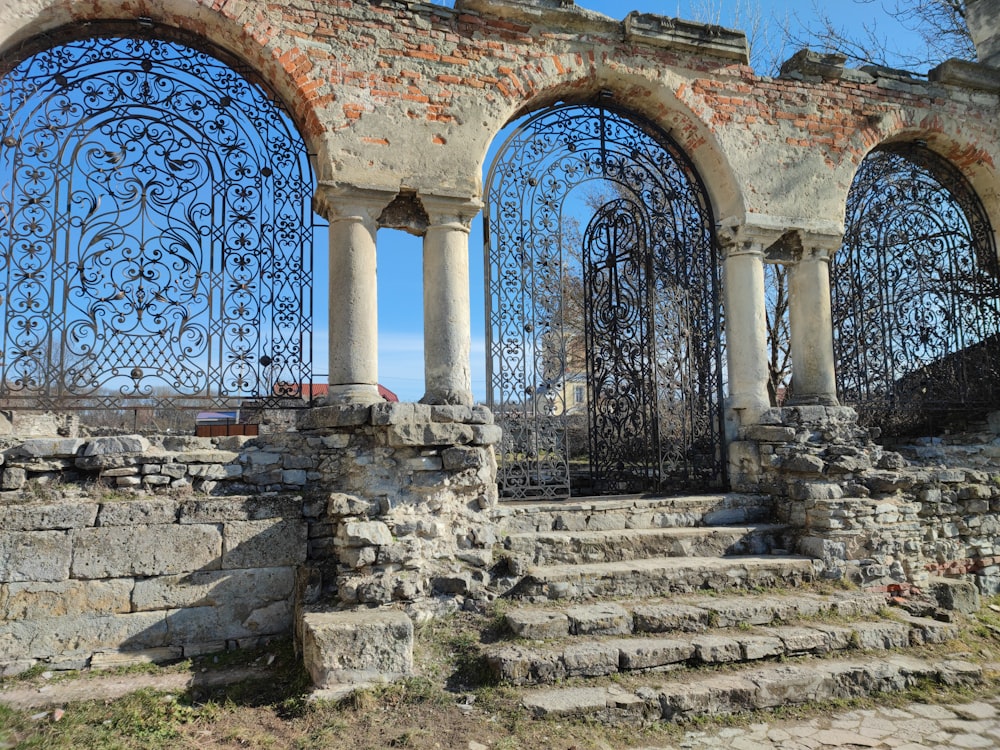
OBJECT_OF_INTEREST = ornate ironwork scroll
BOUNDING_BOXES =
[833,142,1000,436]
[0,33,313,413]
[485,102,724,499]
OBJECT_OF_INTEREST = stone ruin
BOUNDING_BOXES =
[0,0,999,694]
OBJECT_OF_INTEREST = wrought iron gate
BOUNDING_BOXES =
[485,102,725,499]
[833,142,1000,436]
[0,32,313,413]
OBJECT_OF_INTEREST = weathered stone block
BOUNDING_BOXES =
[2,579,132,620]
[738,635,785,660]
[101,467,139,477]
[615,638,694,670]
[762,626,830,654]
[178,450,240,464]
[430,405,473,423]
[162,600,292,643]
[388,422,475,447]
[566,603,631,636]
[97,499,178,526]
[179,495,303,523]
[82,436,150,456]
[11,438,86,458]
[692,635,742,663]
[0,531,71,582]
[929,576,980,614]
[851,621,910,650]
[472,424,502,445]
[162,436,214,452]
[442,446,486,471]
[299,404,372,429]
[282,453,315,470]
[340,521,392,547]
[222,518,308,569]
[791,481,843,501]
[301,609,413,687]
[505,609,570,639]
[0,611,168,659]
[246,451,282,466]
[0,502,98,531]
[281,469,308,484]
[342,547,377,568]
[783,454,825,474]
[187,464,229,479]
[631,603,713,633]
[328,492,371,516]
[1,468,26,490]
[132,566,294,612]
[561,642,619,677]
[743,425,797,442]
[161,463,188,479]
[71,525,222,578]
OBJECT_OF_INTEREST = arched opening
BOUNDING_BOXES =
[0,31,315,429]
[833,142,1000,437]
[485,101,725,500]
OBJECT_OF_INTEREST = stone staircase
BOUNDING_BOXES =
[486,493,984,724]
[494,493,810,600]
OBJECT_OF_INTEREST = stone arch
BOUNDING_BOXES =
[831,135,1000,436]
[472,65,747,227]
[839,122,1000,255]
[0,0,328,172]
[484,98,726,498]
[0,28,316,411]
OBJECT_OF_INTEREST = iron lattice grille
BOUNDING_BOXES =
[0,34,313,411]
[833,142,1000,436]
[485,102,725,499]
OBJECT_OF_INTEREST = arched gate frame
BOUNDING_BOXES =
[833,142,1000,436]
[0,30,314,413]
[485,102,726,500]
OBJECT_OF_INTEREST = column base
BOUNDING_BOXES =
[786,393,840,407]
[324,384,383,406]
[419,388,473,407]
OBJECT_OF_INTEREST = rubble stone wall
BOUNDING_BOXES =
[0,403,498,673]
[733,406,1000,597]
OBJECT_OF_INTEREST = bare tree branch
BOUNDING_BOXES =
[783,0,974,72]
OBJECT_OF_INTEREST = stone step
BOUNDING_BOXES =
[503,590,887,639]
[520,657,982,724]
[508,555,817,601]
[503,524,794,567]
[496,493,774,535]
[487,615,959,685]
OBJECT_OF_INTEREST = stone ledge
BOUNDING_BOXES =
[930,58,1000,92]
[624,12,748,62]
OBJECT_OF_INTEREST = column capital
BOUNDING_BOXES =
[797,230,844,262]
[717,216,844,261]
[420,192,483,231]
[313,182,396,223]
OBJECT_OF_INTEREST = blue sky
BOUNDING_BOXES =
[362,0,928,402]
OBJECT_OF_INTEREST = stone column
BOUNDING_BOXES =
[420,195,482,406]
[719,227,771,425]
[788,238,839,405]
[314,184,393,404]
[965,0,1000,66]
